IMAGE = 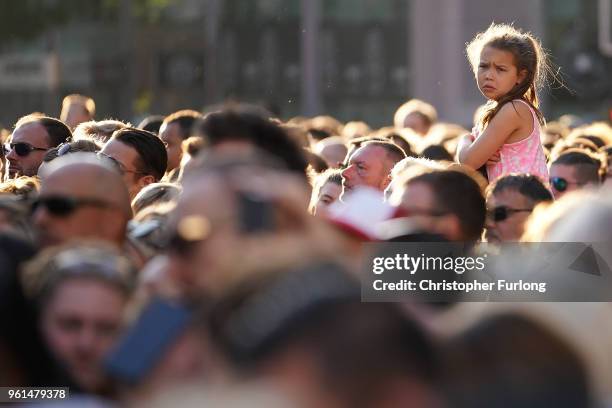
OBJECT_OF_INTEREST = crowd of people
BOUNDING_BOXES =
[2,23,612,407]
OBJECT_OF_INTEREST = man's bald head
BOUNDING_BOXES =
[33,154,132,247]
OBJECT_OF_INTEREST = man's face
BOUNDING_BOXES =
[549,164,587,200]
[164,175,240,297]
[101,140,146,199]
[341,145,391,197]
[485,189,533,243]
[313,181,342,215]
[396,181,462,241]
[6,123,51,177]
[41,278,126,392]
[32,171,121,247]
[159,123,184,172]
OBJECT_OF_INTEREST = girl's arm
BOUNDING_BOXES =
[456,103,523,169]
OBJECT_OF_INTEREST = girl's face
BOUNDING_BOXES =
[477,45,526,101]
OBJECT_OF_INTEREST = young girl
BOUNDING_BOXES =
[457,24,550,183]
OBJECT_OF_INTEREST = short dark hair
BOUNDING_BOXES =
[199,106,309,177]
[208,263,439,406]
[421,144,453,161]
[361,140,407,165]
[489,174,553,204]
[304,149,328,173]
[551,149,603,184]
[110,128,168,181]
[443,313,591,408]
[137,115,165,134]
[15,116,72,147]
[162,110,203,140]
[408,170,485,242]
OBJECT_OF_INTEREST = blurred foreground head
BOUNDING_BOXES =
[0,233,73,388]
[197,105,309,179]
[164,151,345,299]
[208,262,443,408]
[443,313,591,408]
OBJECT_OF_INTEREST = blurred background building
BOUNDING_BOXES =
[0,0,610,128]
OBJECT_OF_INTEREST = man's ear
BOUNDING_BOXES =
[138,174,156,188]
[437,214,462,241]
[381,173,393,190]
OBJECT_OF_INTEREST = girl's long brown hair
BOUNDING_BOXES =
[467,24,553,130]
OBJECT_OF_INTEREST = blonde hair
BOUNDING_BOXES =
[521,190,595,242]
[0,176,40,197]
[73,119,130,144]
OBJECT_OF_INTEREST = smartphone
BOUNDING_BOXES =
[104,297,192,384]
[238,191,275,233]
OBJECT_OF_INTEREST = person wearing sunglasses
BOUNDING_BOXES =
[549,149,602,200]
[100,128,168,200]
[389,169,486,244]
[32,153,132,249]
[6,115,72,178]
[485,174,552,243]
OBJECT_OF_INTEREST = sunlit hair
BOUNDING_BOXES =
[0,176,40,198]
[73,119,130,144]
[467,23,552,130]
[342,121,371,140]
[550,148,605,184]
[21,241,135,307]
[486,173,553,204]
[132,182,181,216]
[162,109,203,140]
[521,190,597,242]
[308,115,344,139]
[386,157,446,202]
[393,99,437,131]
[61,94,96,117]
[308,168,342,214]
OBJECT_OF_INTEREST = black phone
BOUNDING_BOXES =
[104,297,192,384]
[238,191,275,233]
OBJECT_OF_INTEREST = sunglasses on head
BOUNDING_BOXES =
[549,177,584,192]
[31,195,114,217]
[5,142,48,157]
[487,205,533,222]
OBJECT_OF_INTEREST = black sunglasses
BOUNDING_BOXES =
[5,142,48,157]
[549,177,584,192]
[31,195,114,217]
[487,205,533,222]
